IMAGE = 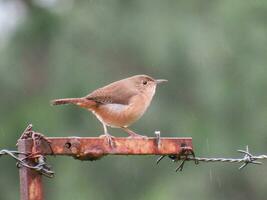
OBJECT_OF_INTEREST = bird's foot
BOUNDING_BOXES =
[99,133,115,148]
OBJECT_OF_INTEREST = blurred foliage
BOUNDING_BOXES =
[0,0,267,199]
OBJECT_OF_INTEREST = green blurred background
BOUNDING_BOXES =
[1,0,267,199]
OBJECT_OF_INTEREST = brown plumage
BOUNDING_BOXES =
[51,74,167,146]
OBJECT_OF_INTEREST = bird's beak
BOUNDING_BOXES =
[156,79,168,84]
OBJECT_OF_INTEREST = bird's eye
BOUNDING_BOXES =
[142,80,148,85]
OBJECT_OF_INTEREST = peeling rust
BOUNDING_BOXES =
[29,178,42,200]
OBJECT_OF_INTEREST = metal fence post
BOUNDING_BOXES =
[18,139,43,200]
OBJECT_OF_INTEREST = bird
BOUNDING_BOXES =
[51,74,167,146]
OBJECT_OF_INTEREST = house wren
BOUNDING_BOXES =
[51,74,167,145]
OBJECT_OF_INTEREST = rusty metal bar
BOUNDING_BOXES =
[18,139,44,200]
[17,134,193,200]
[39,136,193,160]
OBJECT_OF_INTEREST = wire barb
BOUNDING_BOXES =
[156,145,197,171]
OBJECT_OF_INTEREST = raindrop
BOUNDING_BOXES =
[209,168,213,183]
[206,138,210,153]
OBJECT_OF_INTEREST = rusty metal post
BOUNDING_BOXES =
[18,139,43,200]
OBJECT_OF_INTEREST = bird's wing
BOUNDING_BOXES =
[85,82,137,105]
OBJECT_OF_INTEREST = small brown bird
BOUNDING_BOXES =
[51,74,167,145]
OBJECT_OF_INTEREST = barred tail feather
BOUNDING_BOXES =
[50,97,96,109]
[51,98,83,106]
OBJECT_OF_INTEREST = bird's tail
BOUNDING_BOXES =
[50,97,88,106]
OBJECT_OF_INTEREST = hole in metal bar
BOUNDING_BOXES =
[65,142,71,149]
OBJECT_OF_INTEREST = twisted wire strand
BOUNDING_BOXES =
[188,155,267,163]
[0,149,54,178]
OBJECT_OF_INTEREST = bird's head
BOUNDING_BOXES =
[129,75,167,97]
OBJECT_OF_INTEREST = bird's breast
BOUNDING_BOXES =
[90,94,150,127]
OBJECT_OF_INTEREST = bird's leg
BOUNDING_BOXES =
[99,123,115,147]
[121,127,148,138]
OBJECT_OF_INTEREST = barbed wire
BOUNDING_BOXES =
[157,146,267,172]
[1,145,266,177]
[0,149,54,178]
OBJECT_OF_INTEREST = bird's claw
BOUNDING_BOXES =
[99,134,115,148]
